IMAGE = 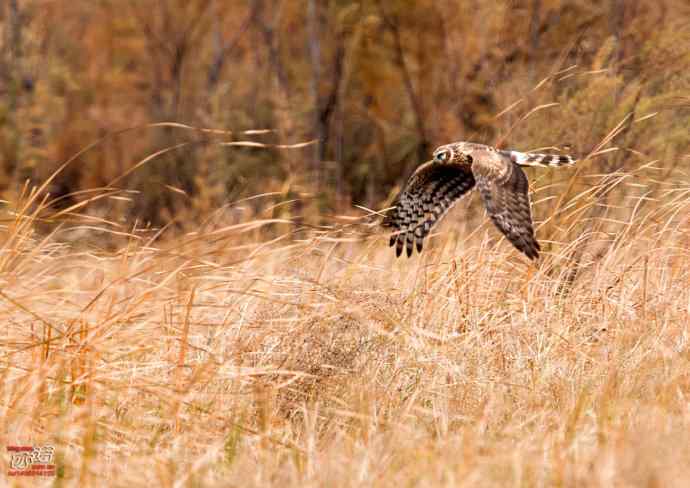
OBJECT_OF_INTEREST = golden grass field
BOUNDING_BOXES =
[1,141,689,487]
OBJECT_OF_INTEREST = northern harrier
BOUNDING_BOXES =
[382,141,577,259]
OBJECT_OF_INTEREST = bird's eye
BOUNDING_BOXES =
[435,150,449,162]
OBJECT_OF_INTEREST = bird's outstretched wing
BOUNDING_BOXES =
[382,161,475,257]
[470,148,540,260]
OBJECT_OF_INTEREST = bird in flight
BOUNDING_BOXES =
[382,141,577,260]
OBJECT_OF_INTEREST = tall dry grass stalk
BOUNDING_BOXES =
[1,116,689,487]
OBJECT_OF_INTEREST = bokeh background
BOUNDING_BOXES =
[2,0,688,231]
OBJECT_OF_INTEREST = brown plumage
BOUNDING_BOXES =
[382,141,578,259]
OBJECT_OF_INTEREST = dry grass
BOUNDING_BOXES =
[1,151,689,487]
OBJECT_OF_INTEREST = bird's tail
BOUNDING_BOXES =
[505,150,578,168]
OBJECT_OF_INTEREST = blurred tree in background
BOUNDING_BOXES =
[0,0,688,229]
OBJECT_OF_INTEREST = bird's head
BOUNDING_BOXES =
[432,143,472,166]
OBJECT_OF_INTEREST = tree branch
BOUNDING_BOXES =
[376,1,429,160]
